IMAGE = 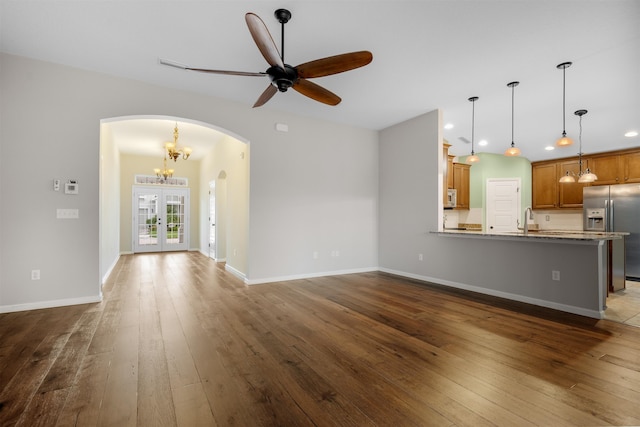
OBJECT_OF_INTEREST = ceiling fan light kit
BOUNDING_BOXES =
[160,8,372,108]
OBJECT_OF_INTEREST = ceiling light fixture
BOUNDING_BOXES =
[467,96,480,164]
[154,152,174,182]
[504,81,521,157]
[559,109,598,183]
[165,123,192,162]
[625,131,638,138]
[556,62,573,147]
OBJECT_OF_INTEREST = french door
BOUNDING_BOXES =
[133,186,190,253]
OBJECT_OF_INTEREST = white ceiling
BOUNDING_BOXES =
[2,1,639,161]
[105,117,230,160]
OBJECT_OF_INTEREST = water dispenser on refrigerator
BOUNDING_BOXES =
[584,208,605,232]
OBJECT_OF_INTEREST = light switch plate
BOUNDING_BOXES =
[57,208,79,219]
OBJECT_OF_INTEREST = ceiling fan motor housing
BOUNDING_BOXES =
[267,64,298,92]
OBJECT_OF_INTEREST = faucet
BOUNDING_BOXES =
[523,206,533,235]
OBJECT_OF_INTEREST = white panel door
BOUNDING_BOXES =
[133,186,190,253]
[486,178,520,232]
[209,181,216,260]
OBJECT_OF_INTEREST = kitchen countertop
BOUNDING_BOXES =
[436,229,627,244]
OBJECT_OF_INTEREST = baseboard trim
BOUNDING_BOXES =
[0,295,103,314]
[378,267,603,319]
[245,267,378,286]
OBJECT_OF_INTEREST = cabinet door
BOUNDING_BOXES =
[558,159,587,208]
[590,154,621,185]
[447,155,455,189]
[623,151,640,183]
[453,163,470,209]
[532,163,558,209]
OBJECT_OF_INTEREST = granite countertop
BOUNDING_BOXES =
[438,228,627,242]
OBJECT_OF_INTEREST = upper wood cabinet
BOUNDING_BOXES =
[589,154,622,185]
[453,163,470,209]
[589,149,640,185]
[558,159,589,208]
[532,162,558,209]
[443,142,451,206]
[623,150,640,183]
[532,147,640,210]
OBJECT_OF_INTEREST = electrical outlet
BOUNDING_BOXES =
[552,270,560,281]
[418,253,423,261]
[545,215,550,221]
[313,251,318,259]
[31,270,40,280]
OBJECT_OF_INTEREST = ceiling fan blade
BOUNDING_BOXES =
[293,78,341,106]
[245,13,285,69]
[253,84,278,108]
[159,58,266,77]
[296,51,373,78]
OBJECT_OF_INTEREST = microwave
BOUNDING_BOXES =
[446,189,457,208]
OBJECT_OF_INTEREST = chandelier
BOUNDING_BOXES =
[165,123,192,161]
[559,109,598,183]
[154,154,174,182]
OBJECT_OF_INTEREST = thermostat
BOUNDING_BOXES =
[65,180,79,195]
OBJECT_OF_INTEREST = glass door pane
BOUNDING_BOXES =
[133,186,189,253]
[136,191,160,252]
[164,193,185,248]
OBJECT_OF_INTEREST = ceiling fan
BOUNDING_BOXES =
[159,8,373,107]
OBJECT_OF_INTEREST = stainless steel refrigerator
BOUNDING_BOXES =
[583,183,640,291]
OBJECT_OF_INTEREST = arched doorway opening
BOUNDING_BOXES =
[99,115,249,283]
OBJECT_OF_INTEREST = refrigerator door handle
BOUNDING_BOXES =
[610,199,614,232]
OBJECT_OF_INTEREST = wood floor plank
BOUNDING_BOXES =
[3,252,640,426]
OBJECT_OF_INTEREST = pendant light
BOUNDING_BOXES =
[467,96,480,164]
[556,62,573,147]
[504,81,521,157]
[576,109,597,183]
[558,109,598,183]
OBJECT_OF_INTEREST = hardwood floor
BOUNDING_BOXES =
[1,252,640,426]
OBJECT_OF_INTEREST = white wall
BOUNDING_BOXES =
[99,123,121,283]
[0,53,378,310]
[199,135,249,274]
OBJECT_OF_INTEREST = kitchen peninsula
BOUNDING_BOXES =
[434,229,627,319]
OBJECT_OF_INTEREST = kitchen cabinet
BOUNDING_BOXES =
[453,162,470,209]
[447,155,455,189]
[590,149,640,185]
[443,142,451,206]
[532,162,558,209]
[534,159,588,209]
[589,154,621,185]
[558,159,588,208]
[532,147,640,210]
[623,150,640,183]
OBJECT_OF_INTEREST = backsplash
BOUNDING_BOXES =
[533,210,583,231]
[444,208,583,231]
